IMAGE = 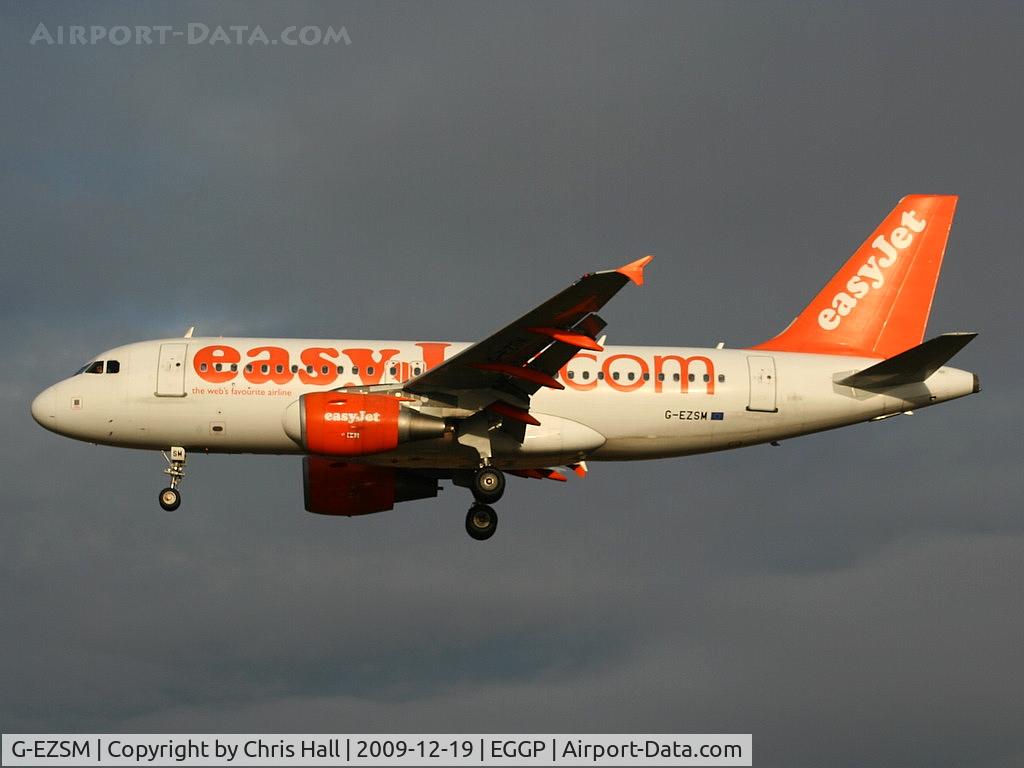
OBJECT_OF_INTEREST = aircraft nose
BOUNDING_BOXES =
[31,386,56,429]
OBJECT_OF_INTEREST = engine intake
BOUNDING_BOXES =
[283,392,445,456]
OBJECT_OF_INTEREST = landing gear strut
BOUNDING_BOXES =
[158,446,186,511]
[466,503,498,540]
[471,466,505,504]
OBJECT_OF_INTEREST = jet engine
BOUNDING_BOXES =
[303,457,440,516]
[283,392,446,456]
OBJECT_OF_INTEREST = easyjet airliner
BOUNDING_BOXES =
[31,196,979,539]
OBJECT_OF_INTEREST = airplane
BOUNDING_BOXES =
[31,195,979,540]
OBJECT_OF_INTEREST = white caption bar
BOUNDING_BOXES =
[2,734,751,766]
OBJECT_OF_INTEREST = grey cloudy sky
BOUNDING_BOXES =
[2,2,1021,766]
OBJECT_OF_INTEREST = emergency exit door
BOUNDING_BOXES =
[746,355,778,412]
[156,343,188,397]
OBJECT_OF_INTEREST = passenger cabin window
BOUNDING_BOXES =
[105,360,120,374]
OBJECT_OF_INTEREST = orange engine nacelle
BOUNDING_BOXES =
[283,392,446,457]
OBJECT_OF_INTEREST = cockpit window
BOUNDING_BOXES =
[83,361,104,374]
[105,360,120,374]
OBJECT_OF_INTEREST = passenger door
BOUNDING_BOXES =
[746,355,778,412]
[156,343,188,397]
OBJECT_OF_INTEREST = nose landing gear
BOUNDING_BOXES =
[158,446,186,511]
[159,487,181,511]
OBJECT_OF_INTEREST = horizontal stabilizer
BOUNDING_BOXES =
[838,333,977,389]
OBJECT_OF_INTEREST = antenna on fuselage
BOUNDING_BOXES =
[184,326,196,339]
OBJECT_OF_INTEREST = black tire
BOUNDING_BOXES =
[471,467,505,504]
[465,504,498,540]
[158,487,181,511]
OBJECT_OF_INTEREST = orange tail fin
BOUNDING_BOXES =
[753,195,958,358]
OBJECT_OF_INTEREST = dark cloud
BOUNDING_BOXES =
[1,2,1021,766]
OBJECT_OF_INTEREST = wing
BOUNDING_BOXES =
[404,256,653,403]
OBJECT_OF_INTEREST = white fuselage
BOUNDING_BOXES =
[31,337,977,470]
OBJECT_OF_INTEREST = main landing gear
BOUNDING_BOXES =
[463,466,505,540]
[158,446,186,511]
[471,466,505,504]
[466,503,498,540]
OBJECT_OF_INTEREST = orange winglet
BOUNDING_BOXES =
[616,255,654,286]
[542,469,568,482]
[527,327,604,351]
[471,362,565,390]
[569,462,588,478]
[486,400,541,427]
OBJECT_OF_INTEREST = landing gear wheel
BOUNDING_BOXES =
[158,487,181,511]
[471,467,505,504]
[466,504,498,540]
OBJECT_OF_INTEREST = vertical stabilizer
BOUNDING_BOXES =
[753,195,958,358]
